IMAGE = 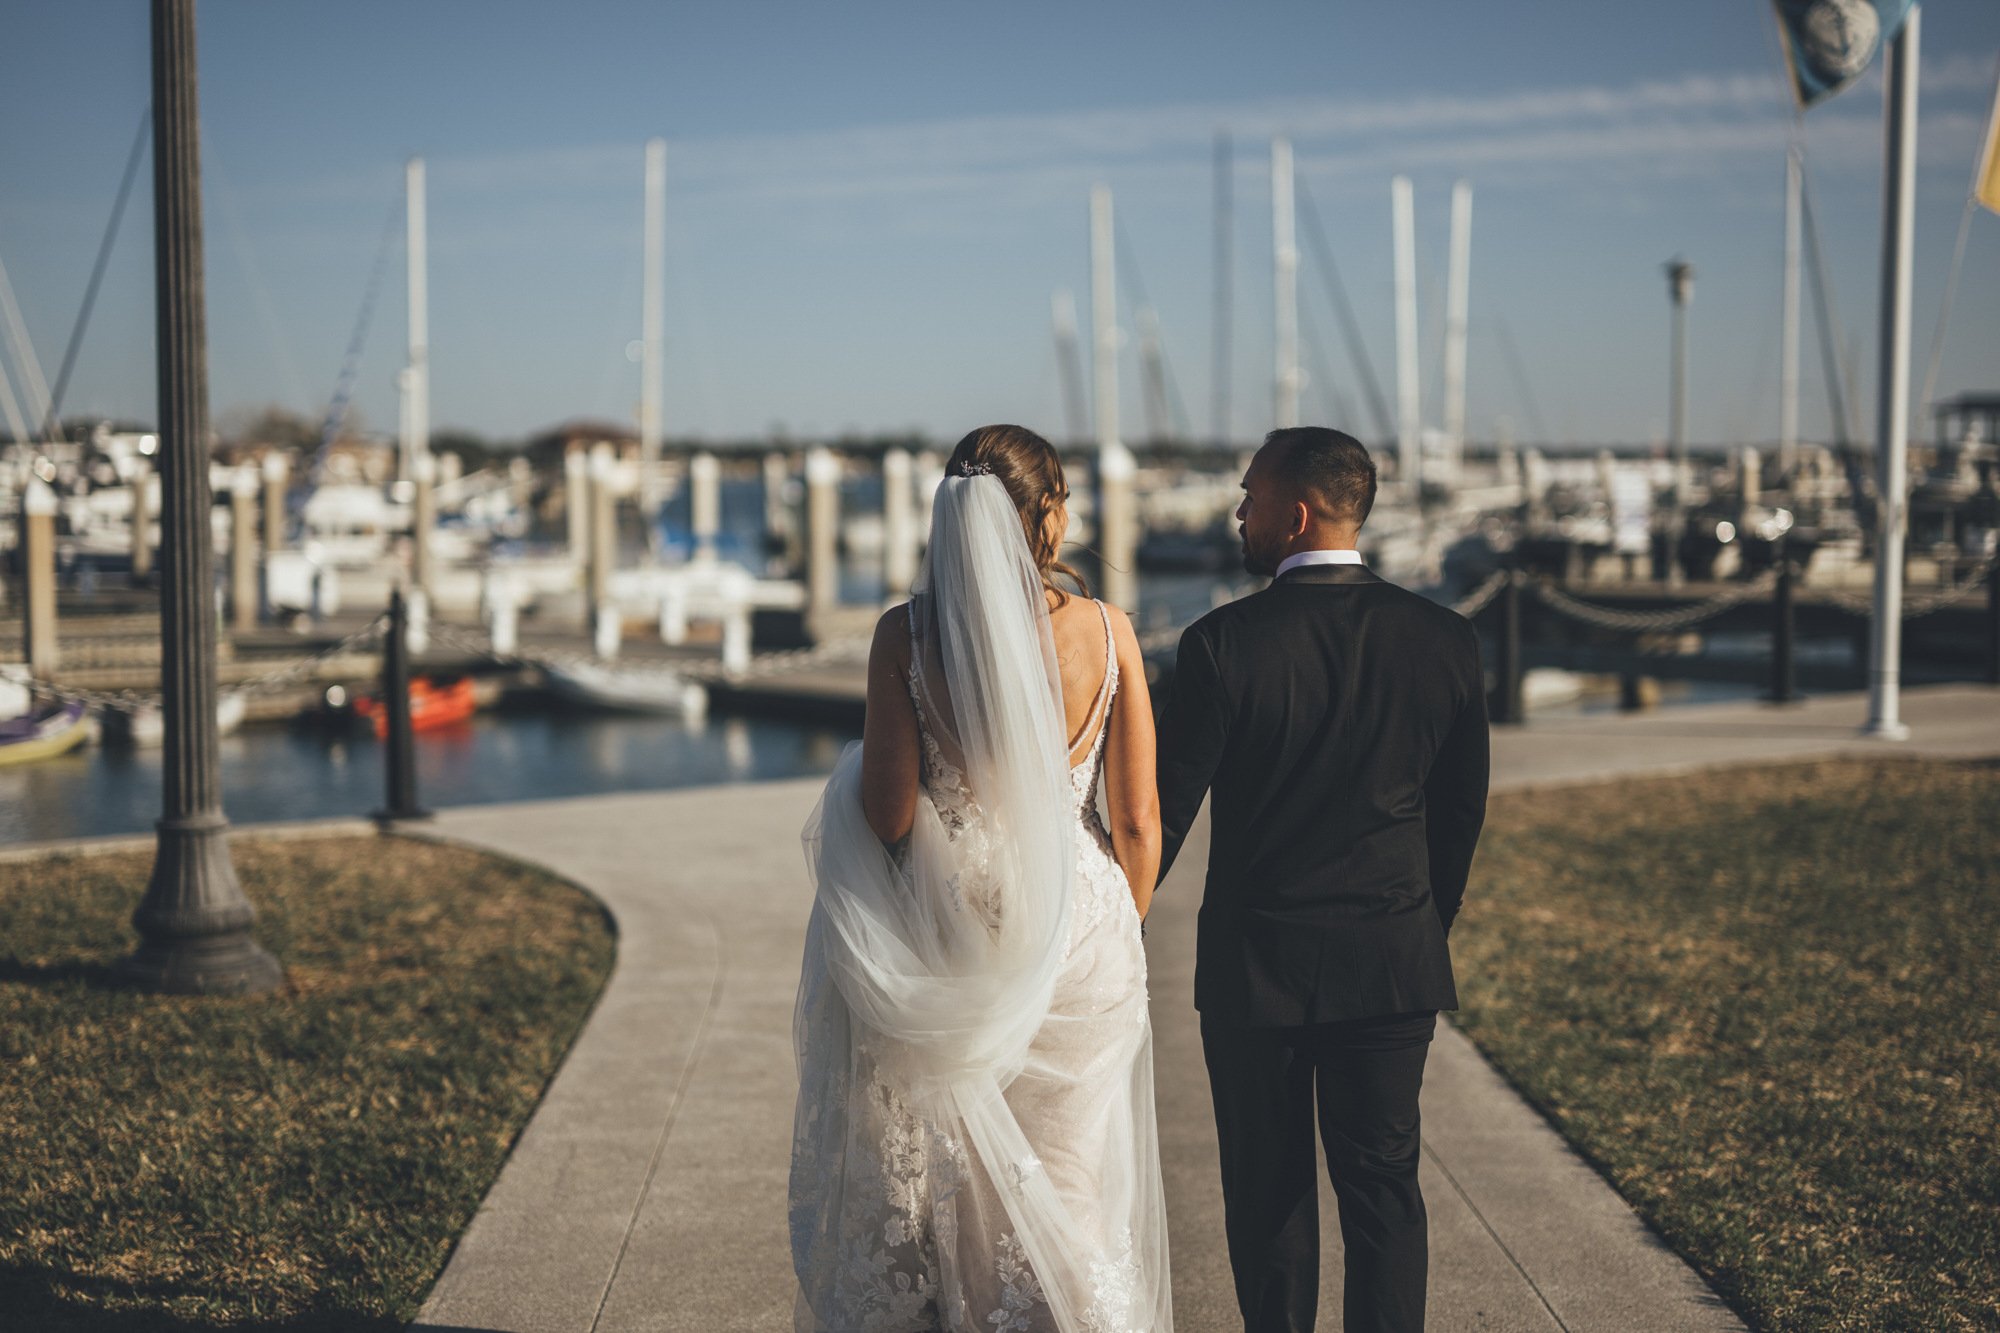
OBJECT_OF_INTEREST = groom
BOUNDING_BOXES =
[1155,427,1489,1333]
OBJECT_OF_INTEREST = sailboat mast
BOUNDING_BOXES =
[1271,137,1299,430]
[402,156,428,483]
[1780,147,1801,484]
[641,137,665,529]
[1211,131,1233,448]
[1443,179,1472,485]
[1391,175,1421,489]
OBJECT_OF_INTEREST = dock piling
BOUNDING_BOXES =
[229,466,258,632]
[882,447,916,596]
[130,462,156,580]
[805,446,840,617]
[1769,538,1798,704]
[20,476,58,678]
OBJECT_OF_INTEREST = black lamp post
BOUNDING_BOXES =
[114,0,284,995]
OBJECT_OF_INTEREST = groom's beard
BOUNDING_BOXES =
[1240,526,1280,577]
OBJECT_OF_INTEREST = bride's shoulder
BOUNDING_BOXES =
[869,601,915,667]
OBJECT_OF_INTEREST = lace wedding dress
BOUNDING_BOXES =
[790,475,1172,1333]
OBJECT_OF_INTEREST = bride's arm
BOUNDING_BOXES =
[1100,605,1161,919]
[860,605,921,846]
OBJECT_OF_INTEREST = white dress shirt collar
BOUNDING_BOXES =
[1275,548,1365,578]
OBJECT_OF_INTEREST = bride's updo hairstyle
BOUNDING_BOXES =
[943,424,1088,605]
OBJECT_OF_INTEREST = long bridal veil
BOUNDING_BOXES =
[790,473,1170,1331]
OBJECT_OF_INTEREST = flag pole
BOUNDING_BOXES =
[1864,2,1919,740]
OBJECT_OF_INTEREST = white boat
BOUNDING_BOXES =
[101,691,248,748]
[542,660,708,719]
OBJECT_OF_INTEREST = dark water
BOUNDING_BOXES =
[0,708,858,846]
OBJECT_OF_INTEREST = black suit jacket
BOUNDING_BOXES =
[1156,562,1490,1027]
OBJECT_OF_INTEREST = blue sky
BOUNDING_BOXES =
[2,1,1997,449]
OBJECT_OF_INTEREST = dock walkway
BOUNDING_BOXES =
[406,684,2000,1332]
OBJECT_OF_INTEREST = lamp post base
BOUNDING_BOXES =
[115,816,285,996]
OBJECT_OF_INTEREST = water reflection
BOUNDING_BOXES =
[0,708,856,846]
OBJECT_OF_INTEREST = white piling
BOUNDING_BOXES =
[566,446,590,568]
[261,451,287,552]
[690,450,721,563]
[130,461,155,580]
[805,446,841,617]
[21,476,57,678]
[589,442,620,659]
[882,447,916,596]
[230,466,259,632]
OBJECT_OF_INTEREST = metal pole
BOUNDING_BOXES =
[640,138,666,540]
[1769,538,1798,704]
[1211,130,1233,448]
[1865,5,1919,741]
[1780,148,1802,485]
[118,0,283,995]
[1665,257,1695,587]
[375,587,428,823]
[1271,137,1299,431]
[1391,176,1421,490]
[1986,556,1999,686]
[1443,179,1473,486]
[1495,567,1523,725]
[403,156,427,485]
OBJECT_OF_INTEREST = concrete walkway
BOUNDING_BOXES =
[406,684,2000,1332]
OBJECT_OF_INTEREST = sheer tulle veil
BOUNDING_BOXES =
[790,471,1170,1331]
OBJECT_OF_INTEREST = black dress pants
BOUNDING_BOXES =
[1200,1009,1437,1333]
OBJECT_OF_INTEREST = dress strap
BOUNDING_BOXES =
[1067,600,1119,764]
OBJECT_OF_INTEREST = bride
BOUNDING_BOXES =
[790,424,1173,1332]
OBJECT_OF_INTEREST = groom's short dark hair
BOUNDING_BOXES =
[1266,427,1377,527]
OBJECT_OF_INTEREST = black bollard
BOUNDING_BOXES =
[1768,539,1799,704]
[1988,557,1999,687]
[1494,569,1525,725]
[375,589,430,824]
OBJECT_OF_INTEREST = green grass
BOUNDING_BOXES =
[0,834,616,1331]
[1453,758,1999,1332]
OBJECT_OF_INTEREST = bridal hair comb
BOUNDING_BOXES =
[955,461,994,477]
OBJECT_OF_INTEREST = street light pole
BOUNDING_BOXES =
[116,0,283,995]
[1665,257,1695,586]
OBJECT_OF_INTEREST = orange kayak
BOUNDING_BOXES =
[353,675,476,738]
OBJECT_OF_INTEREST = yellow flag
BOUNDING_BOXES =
[1980,76,2000,215]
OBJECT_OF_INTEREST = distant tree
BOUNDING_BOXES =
[431,428,515,473]
[217,404,321,454]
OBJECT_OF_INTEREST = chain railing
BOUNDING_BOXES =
[1526,570,1780,633]
[7,614,389,713]
[1813,552,1999,620]
[1448,570,1510,620]
[423,619,878,685]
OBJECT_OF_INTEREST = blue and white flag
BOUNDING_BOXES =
[1772,0,1915,108]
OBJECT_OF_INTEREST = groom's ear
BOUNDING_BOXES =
[1289,499,1312,540]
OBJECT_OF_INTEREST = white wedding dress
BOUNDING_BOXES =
[790,475,1172,1333]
